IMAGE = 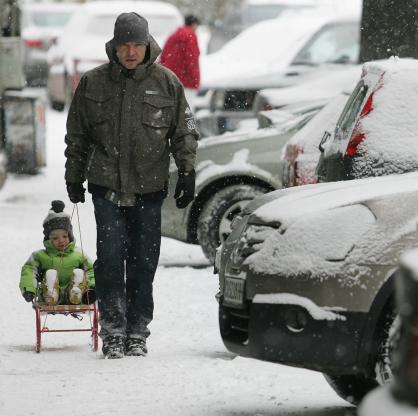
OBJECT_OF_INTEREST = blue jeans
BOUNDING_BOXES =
[92,192,164,341]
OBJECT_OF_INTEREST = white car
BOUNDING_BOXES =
[197,9,360,136]
[21,1,79,86]
[47,0,183,111]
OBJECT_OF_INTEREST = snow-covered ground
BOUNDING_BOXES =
[0,109,355,415]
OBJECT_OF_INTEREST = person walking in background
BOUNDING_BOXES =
[160,14,200,110]
[64,12,199,359]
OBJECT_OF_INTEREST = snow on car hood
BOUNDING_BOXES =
[242,172,418,279]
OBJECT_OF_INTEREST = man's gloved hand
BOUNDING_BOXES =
[174,170,195,209]
[66,182,86,204]
[23,291,35,303]
[82,289,97,305]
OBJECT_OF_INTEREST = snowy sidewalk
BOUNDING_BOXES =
[0,109,354,416]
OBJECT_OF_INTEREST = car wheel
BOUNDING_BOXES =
[197,184,266,263]
[324,306,398,405]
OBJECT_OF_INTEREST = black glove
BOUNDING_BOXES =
[66,182,86,204]
[174,170,195,209]
[82,289,97,305]
[23,291,35,302]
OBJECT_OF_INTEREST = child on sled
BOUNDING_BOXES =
[20,200,95,306]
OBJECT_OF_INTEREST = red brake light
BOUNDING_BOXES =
[360,92,374,118]
[24,39,43,49]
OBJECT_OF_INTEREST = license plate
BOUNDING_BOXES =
[223,277,245,306]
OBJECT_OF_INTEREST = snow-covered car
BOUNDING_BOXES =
[253,64,360,114]
[317,58,418,182]
[281,92,350,187]
[207,0,316,54]
[21,1,79,86]
[197,10,360,136]
[46,0,182,111]
[216,171,418,405]
[161,102,324,262]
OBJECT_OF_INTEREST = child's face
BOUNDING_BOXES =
[49,229,70,251]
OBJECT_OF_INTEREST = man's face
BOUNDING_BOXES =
[116,42,147,69]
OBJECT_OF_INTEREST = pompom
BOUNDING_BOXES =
[51,200,65,213]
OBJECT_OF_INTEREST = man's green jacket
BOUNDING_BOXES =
[64,36,199,195]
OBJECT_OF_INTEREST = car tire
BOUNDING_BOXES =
[324,306,398,405]
[197,184,266,263]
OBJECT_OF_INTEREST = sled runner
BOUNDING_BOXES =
[33,299,99,353]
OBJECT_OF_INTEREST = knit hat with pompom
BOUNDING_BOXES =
[43,200,73,241]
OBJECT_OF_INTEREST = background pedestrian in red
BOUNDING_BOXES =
[160,14,200,110]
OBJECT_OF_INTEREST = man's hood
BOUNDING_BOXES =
[105,35,161,70]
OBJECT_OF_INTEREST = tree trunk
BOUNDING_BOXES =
[360,0,418,62]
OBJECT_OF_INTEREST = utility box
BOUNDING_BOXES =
[3,89,46,174]
[0,37,25,92]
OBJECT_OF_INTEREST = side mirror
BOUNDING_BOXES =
[318,130,331,153]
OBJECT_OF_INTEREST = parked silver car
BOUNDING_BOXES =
[216,171,418,405]
[161,103,323,262]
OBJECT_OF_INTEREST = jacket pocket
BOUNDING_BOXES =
[85,90,115,125]
[84,90,115,151]
[142,95,174,130]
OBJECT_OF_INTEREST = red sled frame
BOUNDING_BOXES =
[33,302,99,353]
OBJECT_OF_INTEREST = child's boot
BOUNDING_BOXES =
[69,269,87,305]
[43,270,59,305]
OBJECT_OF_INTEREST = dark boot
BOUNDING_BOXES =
[102,335,125,359]
[125,338,147,356]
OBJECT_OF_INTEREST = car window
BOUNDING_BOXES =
[29,11,73,28]
[292,22,359,65]
[334,81,368,144]
[85,15,178,37]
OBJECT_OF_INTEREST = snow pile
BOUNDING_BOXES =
[253,293,347,321]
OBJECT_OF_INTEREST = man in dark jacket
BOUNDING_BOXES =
[64,12,199,359]
[159,14,200,109]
